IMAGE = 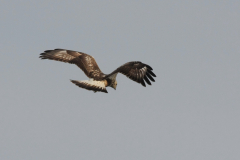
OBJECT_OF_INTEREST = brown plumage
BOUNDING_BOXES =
[40,49,156,93]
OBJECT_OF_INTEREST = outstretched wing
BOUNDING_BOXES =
[107,61,156,87]
[39,49,104,79]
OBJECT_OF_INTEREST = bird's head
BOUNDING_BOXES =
[108,73,118,90]
[110,80,117,90]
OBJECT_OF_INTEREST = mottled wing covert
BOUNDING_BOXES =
[39,49,104,79]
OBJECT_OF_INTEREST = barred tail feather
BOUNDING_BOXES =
[70,80,108,93]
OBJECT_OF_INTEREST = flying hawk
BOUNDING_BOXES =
[39,49,156,93]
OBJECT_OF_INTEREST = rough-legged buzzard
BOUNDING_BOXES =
[39,49,156,93]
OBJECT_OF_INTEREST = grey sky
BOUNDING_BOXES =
[1,1,240,160]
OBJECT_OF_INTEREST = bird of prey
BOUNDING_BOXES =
[39,49,156,93]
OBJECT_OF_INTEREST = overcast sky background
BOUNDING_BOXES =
[1,1,240,160]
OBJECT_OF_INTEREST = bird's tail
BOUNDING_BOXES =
[70,80,108,93]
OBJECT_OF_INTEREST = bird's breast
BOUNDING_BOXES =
[103,79,109,87]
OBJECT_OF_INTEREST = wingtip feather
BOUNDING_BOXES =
[141,79,146,87]
[144,76,151,85]
[146,65,153,70]
[148,69,156,77]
